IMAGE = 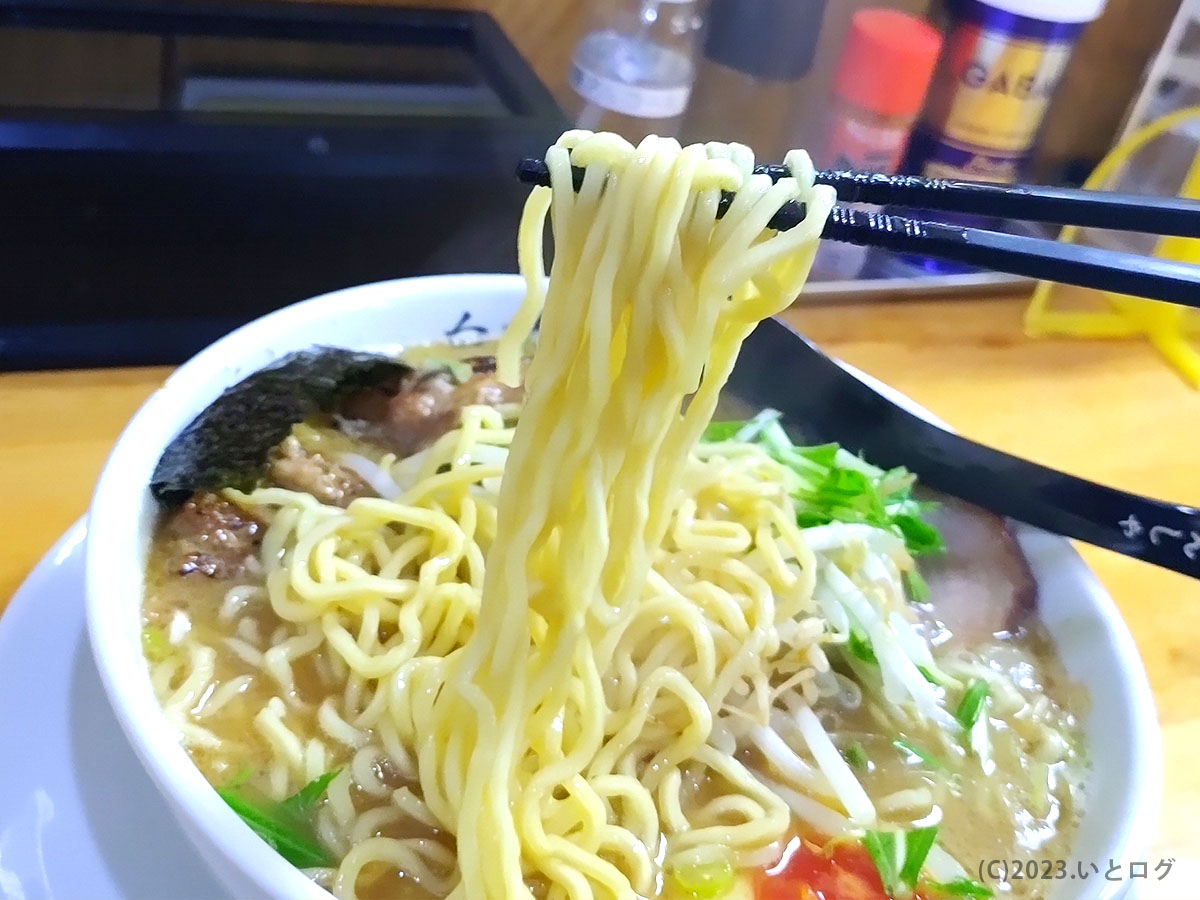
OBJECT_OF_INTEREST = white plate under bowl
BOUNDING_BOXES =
[84,274,1159,900]
[0,521,231,900]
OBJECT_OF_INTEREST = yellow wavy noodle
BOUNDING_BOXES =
[150,133,845,900]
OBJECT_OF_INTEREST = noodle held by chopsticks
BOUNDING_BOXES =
[416,132,835,900]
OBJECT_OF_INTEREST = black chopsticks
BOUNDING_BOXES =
[823,207,1200,307]
[516,158,1200,309]
[772,167,1200,238]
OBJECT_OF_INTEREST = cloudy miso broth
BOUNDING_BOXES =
[142,341,1086,900]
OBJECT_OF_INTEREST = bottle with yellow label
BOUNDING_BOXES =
[902,0,1106,184]
[868,0,1108,277]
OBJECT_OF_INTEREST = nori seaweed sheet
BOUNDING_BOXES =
[150,347,410,506]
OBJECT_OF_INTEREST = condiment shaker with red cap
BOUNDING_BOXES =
[811,8,942,279]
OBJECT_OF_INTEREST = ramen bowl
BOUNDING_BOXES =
[85,274,1160,900]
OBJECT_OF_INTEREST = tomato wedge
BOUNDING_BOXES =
[754,837,960,900]
[757,838,892,900]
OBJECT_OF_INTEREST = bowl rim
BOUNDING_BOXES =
[84,273,1161,900]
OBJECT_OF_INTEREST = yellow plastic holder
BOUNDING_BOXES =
[1025,106,1200,387]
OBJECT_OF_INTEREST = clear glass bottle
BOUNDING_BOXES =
[566,0,705,141]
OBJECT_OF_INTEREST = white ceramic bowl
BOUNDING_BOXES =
[86,274,1160,900]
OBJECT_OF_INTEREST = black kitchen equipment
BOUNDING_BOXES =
[0,0,568,370]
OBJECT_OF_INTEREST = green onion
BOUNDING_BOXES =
[916,665,942,686]
[827,467,872,497]
[700,421,745,443]
[905,568,931,603]
[893,514,945,555]
[863,831,902,896]
[141,625,171,662]
[892,738,947,770]
[668,854,735,899]
[833,449,884,478]
[218,768,342,868]
[847,629,878,664]
[863,827,940,899]
[921,877,994,898]
[878,466,916,497]
[790,453,941,557]
[281,767,342,817]
[955,680,990,730]
[758,419,794,454]
[898,827,939,889]
[791,442,840,468]
[968,708,991,768]
[697,412,945,558]
[217,787,333,868]
[795,508,831,528]
[844,741,871,771]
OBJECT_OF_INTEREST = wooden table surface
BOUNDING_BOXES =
[2,293,1197,895]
